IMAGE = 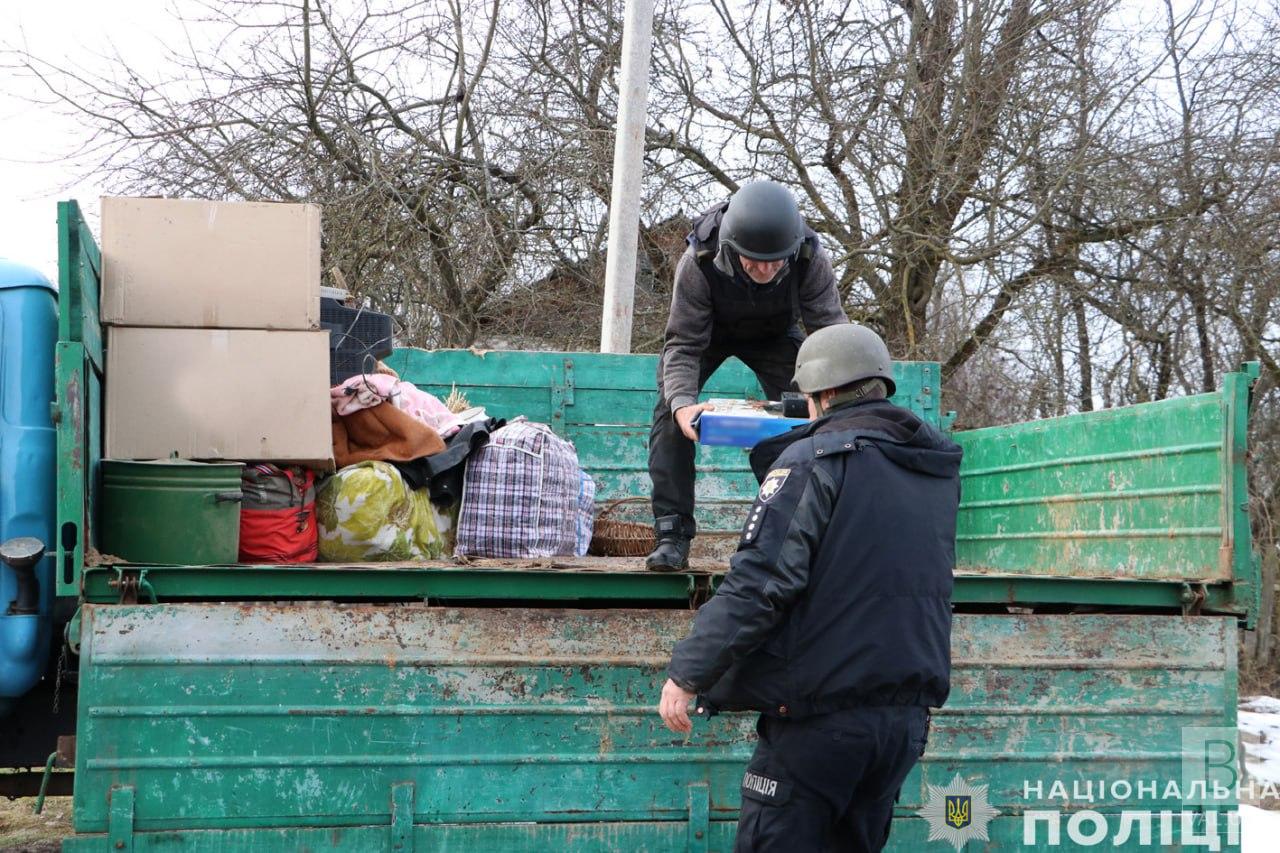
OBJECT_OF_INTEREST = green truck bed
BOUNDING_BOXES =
[52,200,1256,851]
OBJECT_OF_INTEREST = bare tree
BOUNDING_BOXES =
[10,0,569,347]
[9,0,1280,672]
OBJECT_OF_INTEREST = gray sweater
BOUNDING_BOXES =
[661,244,849,412]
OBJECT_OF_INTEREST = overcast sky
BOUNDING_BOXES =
[0,1,193,280]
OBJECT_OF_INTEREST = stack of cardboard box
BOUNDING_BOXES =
[101,197,334,469]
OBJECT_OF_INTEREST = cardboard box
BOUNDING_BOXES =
[106,327,334,467]
[101,196,321,330]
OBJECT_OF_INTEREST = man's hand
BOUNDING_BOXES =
[658,678,698,734]
[674,403,715,442]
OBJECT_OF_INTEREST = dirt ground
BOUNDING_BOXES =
[0,797,70,852]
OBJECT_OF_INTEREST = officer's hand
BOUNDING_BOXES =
[674,403,715,442]
[658,678,697,734]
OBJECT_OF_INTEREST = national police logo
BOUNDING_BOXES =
[758,468,790,502]
[916,773,999,850]
[945,795,971,829]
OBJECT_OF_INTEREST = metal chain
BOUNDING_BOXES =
[51,642,68,715]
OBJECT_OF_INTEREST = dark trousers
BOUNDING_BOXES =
[734,706,929,853]
[648,335,802,532]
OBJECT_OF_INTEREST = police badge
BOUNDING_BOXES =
[758,468,791,502]
[916,773,999,851]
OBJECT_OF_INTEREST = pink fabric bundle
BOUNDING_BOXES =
[330,374,462,438]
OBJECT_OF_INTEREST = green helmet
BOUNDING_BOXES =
[719,180,805,261]
[793,323,896,395]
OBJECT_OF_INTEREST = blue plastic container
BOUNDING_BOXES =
[0,259,57,714]
[697,410,808,448]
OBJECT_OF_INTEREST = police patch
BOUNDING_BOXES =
[741,769,791,805]
[758,468,791,503]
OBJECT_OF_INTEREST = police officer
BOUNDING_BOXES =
[656,324,962,852]
[646,180,847,572]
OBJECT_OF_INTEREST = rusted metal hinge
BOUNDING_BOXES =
[1180,583,1208,616]
[688,574,714,609]
[107,568,139,604]
[549,358,576,436]
[107,568,157,605]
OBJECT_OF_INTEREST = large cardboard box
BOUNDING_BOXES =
[106,327,333,467]
[101,196,321,330]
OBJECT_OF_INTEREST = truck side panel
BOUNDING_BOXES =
[955,392,1240,584]
[67,605,1238,851]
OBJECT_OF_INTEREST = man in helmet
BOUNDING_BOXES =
[656,323,962,852]
[647,180,847,572]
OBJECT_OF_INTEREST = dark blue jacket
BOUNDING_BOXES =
[666,398,962,718]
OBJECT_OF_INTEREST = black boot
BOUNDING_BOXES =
[646,536,690,572]
[646,515,692,572]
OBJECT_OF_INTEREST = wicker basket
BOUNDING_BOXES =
[589,497,655,557]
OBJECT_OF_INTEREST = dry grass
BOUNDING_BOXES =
[443,384,470,413]
[0,796,70,852]
[1241,657,1280,697]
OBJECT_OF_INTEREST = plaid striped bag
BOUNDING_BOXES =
[455,421,584,558]
[575,470,596,557]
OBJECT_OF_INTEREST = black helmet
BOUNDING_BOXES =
[719,180,805,261]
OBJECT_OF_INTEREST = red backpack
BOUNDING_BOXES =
[239,465,318,563]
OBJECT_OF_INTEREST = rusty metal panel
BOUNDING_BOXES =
[68,605,1238,851]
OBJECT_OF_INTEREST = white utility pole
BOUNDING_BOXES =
[599,0,657,354]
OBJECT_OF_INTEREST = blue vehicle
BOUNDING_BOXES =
[0,258,73,794]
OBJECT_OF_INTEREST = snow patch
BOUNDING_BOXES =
[1241,695,1280,715]
[1239,695,1280,851]
[1240,804,1280,853]
[1240,695,1280,788]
